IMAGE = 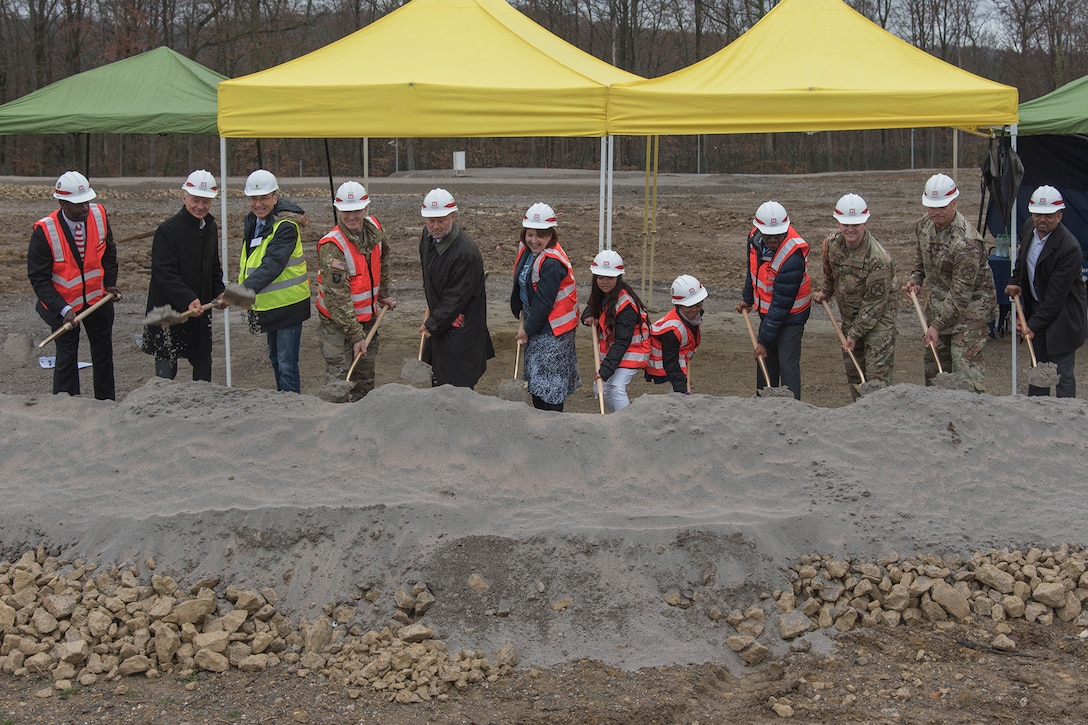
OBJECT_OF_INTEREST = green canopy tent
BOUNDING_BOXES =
[0,46,225,137]
[0,46,226,175]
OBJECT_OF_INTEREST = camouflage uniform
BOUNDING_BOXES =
[820,230,897,397]
[910,211,997,392]
[317,219,389,401]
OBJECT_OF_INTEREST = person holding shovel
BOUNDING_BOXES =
[511,202,580,411]
[904,173,996,393]
[734,201,811,400]
[142,170,225,382]
[646,274,706,394]
[315,181,396,402]
[238,169,311,394]
[27,171,121,400]
[813,193,897,398]
[580,249,650,412]
[419,188,494,388]
[1005,185,1086,398]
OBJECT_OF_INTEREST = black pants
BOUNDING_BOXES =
[531,394,563,412]
[42,302,115,400]
[155,354,212,382]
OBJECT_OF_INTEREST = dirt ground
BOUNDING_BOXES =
[2,168,1087,724]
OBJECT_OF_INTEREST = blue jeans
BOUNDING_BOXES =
[266,323,303,393]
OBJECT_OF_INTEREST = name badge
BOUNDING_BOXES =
[249,236,263,247]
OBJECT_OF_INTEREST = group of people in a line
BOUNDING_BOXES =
[28,169,1086,406]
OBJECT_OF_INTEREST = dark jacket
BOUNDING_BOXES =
[142,205,225,361]
[1009,220,1087,355]
[743,229,810,346]
[28,208,118,320]
[240,198,311,332]
[420,222,494,387]
[510,250,566,336]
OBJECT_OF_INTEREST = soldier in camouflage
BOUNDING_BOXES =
[814,194,897,398]
[315,181,396,401]
[904,174,997,392]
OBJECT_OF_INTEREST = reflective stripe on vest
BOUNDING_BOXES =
[239,217,310,312]
[749,228,812,316]
[35,205,108,311]
[515,243,579,335]
[597,290,650,368]
[315,224,382,322]
[646,307,699,376]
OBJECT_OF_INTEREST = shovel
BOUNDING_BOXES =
[497,315,526,402]
[345,303,389,380]
[820,299,873,398]
[908,288,943,374]
[590,325,606,414]
[221,282,256,310]
[740,308,773,389]
[38,292,117,348]
[401,306,433,384]
[143,301,216,328]
[1012,294,1061,388]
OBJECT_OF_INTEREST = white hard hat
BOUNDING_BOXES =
[590,249,625,277]
[334,181,370,211]
[245,169,279,197]
[53,171,96,203]
[833,193,870,224]
[922,173,959,207]
[1027,185,1065,214]
[421,188,457,217]
[671,274,708,307]
[753,201,790,234]
[522,202,558,229]
[182,169,218,198]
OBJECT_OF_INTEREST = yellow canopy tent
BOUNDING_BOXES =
[213,0,643,385]
[607,0,1018,135]
[217,0,640,138]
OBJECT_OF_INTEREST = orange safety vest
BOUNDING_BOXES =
[34,205,109,313]
[748,226,812,316]
[514,242,578,335]
[315,219,382,323]
[596,290,650,369]
[646,307,700,377]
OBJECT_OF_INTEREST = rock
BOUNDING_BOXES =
[194,649,230,672]
[1032,581,1067,608]
[930,581,971,620]
[727,635,754,652]
[118,655,152,676]
[739,641,768,665]
[398,623,435,643]
[991,634,1016,652]
[468,573,489,593]
[771,702,794,717]
[974,563,1016,593]
[778,610,812,639]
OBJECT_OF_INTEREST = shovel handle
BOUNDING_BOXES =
[821,300,867,384]
[38,293,117,348]
[417,306,430,361]
[907,288,944,374]
[590,325,606,414]
[1011,294,1038,367]
[346,304,389,381]
[740,309,773,388]
[513,312,523,379]
[180,301,218,321]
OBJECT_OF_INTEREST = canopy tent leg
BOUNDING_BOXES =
[219,136,232,387]
[1009,125,1019,395]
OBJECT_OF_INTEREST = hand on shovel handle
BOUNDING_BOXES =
[907,288,944,374]
[1012,294,1038,367]
[590,325,606,414]
[821,300,866,384]
[38,292,117,348]
[346,304,389,381]
[740,309,773,388]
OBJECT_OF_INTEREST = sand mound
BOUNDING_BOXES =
[1,380,1086,669]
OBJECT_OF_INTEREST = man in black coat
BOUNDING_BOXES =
[143,170,225,381]
[1006,185,1087,397]
[418,188,494,388]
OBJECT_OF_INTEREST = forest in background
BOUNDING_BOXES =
[0,0,1084,178]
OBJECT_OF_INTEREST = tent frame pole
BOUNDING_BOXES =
[1009,125,1018,395]
[220,136,232,387]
